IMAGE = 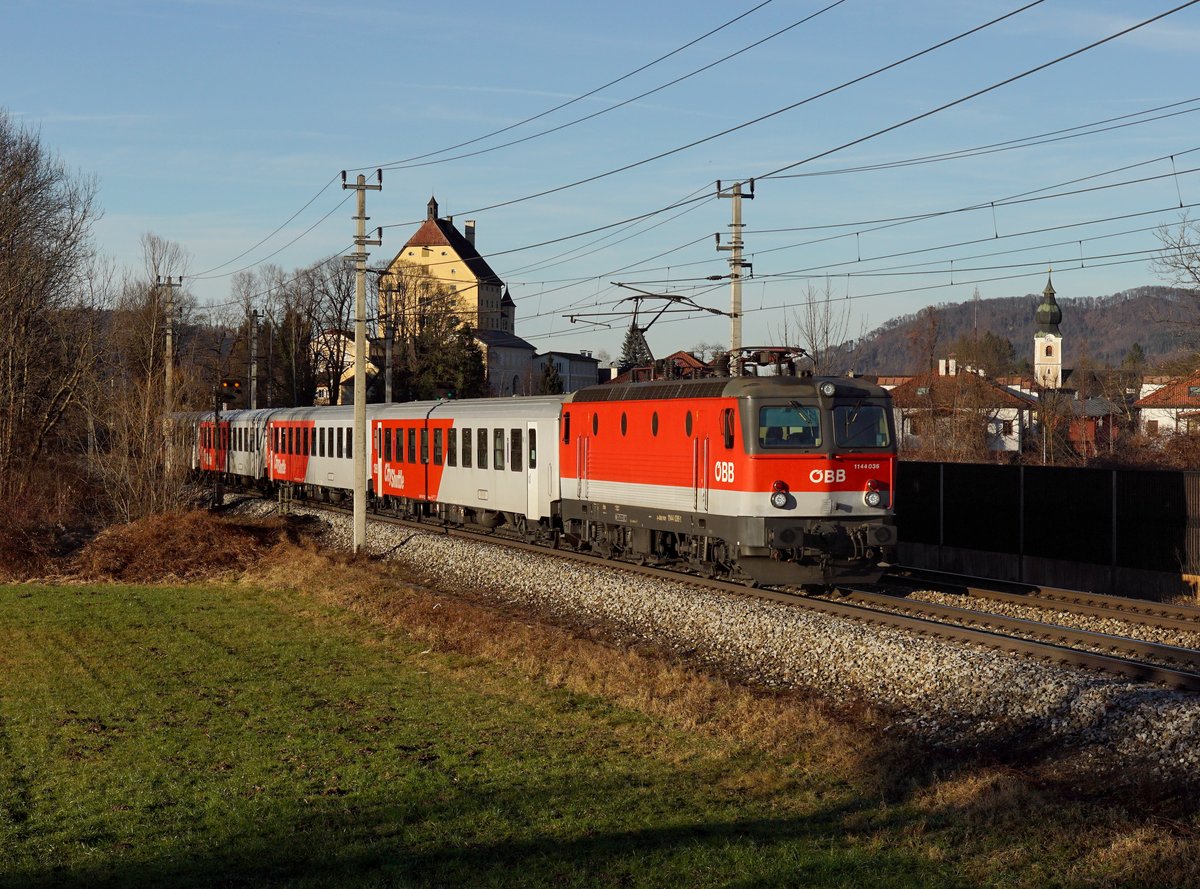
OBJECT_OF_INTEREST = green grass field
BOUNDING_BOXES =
[0,578,1194,888]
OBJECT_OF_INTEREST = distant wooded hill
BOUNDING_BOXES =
[847,286,1195,375]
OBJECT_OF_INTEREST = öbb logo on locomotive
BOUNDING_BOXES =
[809,468,847,484]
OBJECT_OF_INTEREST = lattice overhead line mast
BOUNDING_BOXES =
[716,179,754,358]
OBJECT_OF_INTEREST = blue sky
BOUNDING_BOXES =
[6,0,1200,363]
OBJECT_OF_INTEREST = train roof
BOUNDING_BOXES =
[568,374,890,403]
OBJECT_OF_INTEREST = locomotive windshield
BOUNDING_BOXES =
[758,405,821,449]
[833,403,891,448]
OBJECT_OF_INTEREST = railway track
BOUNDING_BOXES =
[884,565,1200,634]
[255,494,1200,693]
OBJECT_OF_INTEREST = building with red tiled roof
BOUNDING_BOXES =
[889,360,1037,454]
[1134,372,1200,436]
[381,196,509,335]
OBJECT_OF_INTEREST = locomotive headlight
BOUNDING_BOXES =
[864,479,884,508]
[819,381,837,397]
[770,479,789,509]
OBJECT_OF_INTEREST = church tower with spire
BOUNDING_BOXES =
[1034,271,1063,389]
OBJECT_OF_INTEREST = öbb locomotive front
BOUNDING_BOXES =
[192,373,896,588]
[559,375,895,586]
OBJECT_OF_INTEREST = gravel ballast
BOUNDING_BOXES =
[239,498,1200,785]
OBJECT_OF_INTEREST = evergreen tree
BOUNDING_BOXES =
[619,323,653,367]
[541,359,564,395]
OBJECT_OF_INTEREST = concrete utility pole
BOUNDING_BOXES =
[342,169,383,554]
[157,275,182,413]
[716,180,754,365]
[249,308,260,409]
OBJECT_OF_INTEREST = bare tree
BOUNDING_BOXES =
[87,237,199,520]
[1154,215,1200,350]
[780,280,861,375]
[0,110,106,505]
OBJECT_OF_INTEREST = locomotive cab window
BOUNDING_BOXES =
[832,403,891,449]
[758,406,821,449]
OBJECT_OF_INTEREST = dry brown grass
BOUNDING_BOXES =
[72,510,319,582]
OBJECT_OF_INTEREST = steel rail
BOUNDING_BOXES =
[836,587,1200,674]
[886,565,1200,633]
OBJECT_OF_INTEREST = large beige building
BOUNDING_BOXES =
[380,196,515,335]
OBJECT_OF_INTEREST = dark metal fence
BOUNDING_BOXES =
[896,461,1200,575]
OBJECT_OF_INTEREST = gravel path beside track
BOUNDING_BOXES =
[239,498,1200,784]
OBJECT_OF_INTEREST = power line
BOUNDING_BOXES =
[376,0,848,173]
[356,0,780,170]
[376,0,1045,227]
[755,1,1200,181]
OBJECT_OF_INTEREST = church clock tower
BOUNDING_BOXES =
[1034,271,1063,389]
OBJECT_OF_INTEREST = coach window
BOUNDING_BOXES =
[318,428,325,458]
[529,429,537,468]
[383,427,392,462]
[347,427,352,459]
[447,428,457,466]
[420,429,429,464]
[493,429,505,469]
[337,427,344,459]
[511,429,523,472]
[620,412,627,436]
[477,428,487,469]
[433,429,443,466]
[407,428,416,464]
[393,429,401,462]
[288,427,294,455]
[311,428,317,455]
[462,429,472,467]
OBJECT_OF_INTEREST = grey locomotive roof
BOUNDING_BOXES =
[568,375,889,403]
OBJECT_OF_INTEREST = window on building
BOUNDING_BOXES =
[1147,419,1160,436]
[1045,344,1054,357]
[1002,420,1014,436]
[1189,386,1200,398]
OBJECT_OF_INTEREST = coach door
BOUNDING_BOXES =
[693,432,710,513]
[525,422,543,521]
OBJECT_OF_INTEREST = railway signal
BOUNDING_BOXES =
[219,378,242,401]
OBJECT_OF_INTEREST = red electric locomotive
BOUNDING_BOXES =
[558,374,896,586]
